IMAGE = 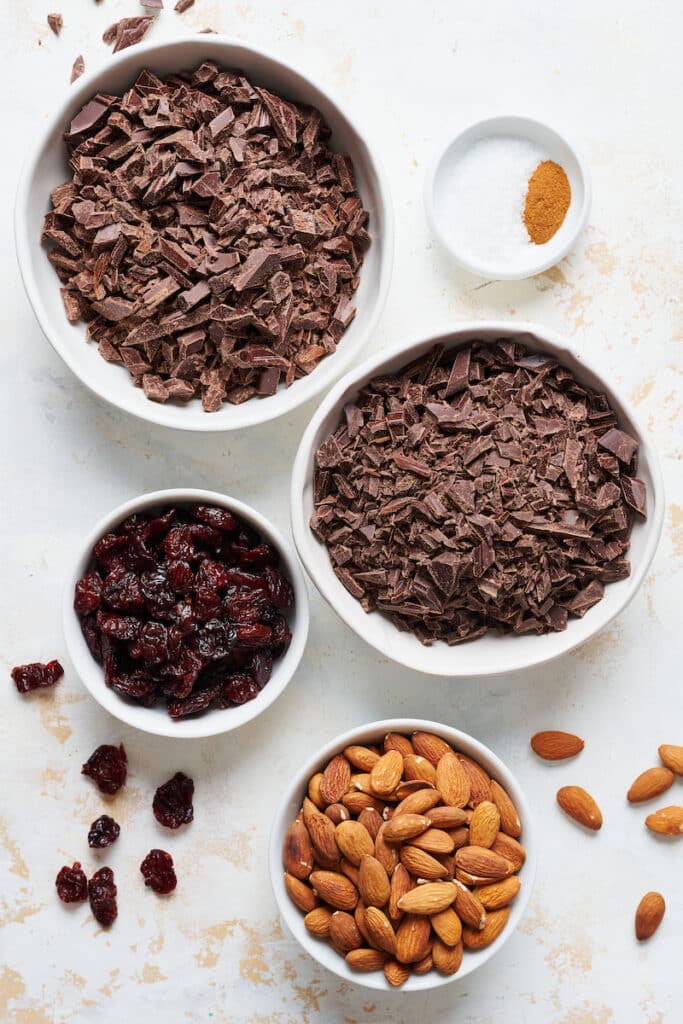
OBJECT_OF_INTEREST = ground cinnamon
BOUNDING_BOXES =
[523,160,571,244]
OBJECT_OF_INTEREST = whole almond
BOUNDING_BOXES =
[490,779,522,839]
[400,845,449,880]
[627,767,675,803]
[309,870,358,911]
[374,822,399,877]
[425,806,468,829]
[344,745,380,772]
[364,906,398,954]
[395,914,431,963]
[455,845,514,879]
[463,906,510,949]
[409,828,455,855]
[283,819,314,880]
[491,833,526,871]
[335,819,374,866]
[557,786,603,830]
[328,911,362,952]
[412,731,453,765]
[384,732,414,757]
[413,953,434,975]
[325,803,350,825]
[430,907,462,946]
[304,905,332,938]
[659,744,683,775]
[342,791,384,816]
[388,863,412,924]
[383,959,410,987]
[370,750,404,797]
[350,773,374,794]
[345,948,389,972]
[635,892,666,940]
[395,789,442,817]
[303,797,340,866]
[454,881,486,930]
[354,901,371,943]
[358,807,383,841]
[457,754,492,807]
[308,772,324,809]
[340,858,360,888]
[403,754,437,785]
[432,937,463,976]
[645,805,683,835]
[531,730,584,761]
[469,801,500,848]
[436,752,471,808]
[477,876,522,910]
[382,813,432,843]
[397,882,457,915]
[319,754,351,806]
[284,872,319,914]
[393,779,434,801]
[440,852,457,879]
[449,828,470,852]
[358,854,391,908]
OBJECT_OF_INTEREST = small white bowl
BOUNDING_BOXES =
[63,488,309,738]
[269,717,536,992]
[15,36,393,432]
[424,115,591,280]
[291,322,664,677]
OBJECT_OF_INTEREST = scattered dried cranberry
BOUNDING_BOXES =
[140,849,177,894]
[88,867,118,927]
[56,862,88,903]
[11,660,64,694]
[88,815,121,848]
[82,744,127,795]
[73,505,294,719]
[153,772,194,829]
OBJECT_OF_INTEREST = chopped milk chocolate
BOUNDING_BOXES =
[311,340,647,645]
[42,63,369,412]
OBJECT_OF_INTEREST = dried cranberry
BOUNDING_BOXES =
[234,623,272,648]
[194,585,222,622]
[221,674,259,706]
[239,542,279,569]
[11,660,64,694]
[102,565,144,612]
[140,849,177,894]
[56,862,88,903]
[88,815,120,848]
[82,744,127,795]
[80,615,103,661]
[271,613,292,655]
[74,572,103,614]
[153,772,194,828]
[96,611,141,641]
[224,588,270,623]
[168,687,217,718]
[174,601,195,635]
[196,619,236,661]
[135,622,169,663]
[189,504,238,532]
[197,559,229,591]
[93,532,129,569]
[164,526,194,561]
[265,567,294,609]
[249,649,273,689]
[111,670,156,701]
[223,568,265,589]
[168,560,194,593]
[88,867,117,926]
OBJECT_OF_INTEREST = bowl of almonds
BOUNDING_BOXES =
[269,718,535,990]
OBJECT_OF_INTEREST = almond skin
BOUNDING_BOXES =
[635,892,666,940]
[344,745,380,772]
[430,907,462,946]
[432,937,463,975]
[531,730,584,761]
[319,754,351,806]
[335,819,374,866]
[309,870,358,911]
[395,913,431,963]
[627,767,675,803]
[370,750,404,797]
[284,872,319,914]
[382,813,432,843]
[659,744,683,775]
[345,948,389,972]
[645,806,683,835]
[358,854,391,908]
[383,959,411,987]
[364,906,398,954]
[304,906,333,938]
[436,752,471,808]
[477,876,522,910]
[557,786,603,830]
[462,906,510,949]
[328,911,362,953]
[303,797,340,866]
[412,731,453,765]
[283,819,314,880]
[468,801,500,848]
[397,882,457,915]
[490,779,522,839]
[400,845,449,881]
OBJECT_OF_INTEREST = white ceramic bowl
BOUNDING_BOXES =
[291,322,664,677]
[270,717,536,991]
[63,488,309,738]
[424,115,591,279]
[15,36,393,432]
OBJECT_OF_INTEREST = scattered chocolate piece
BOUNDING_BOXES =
[70,55,85,83]
[141,0,163,7]
[47,12,63,35]
[11,660,63,693]
[103,16,155,52]
[311,340,646,645]
[56,862,88,903]
[174,0,195,9]
[42,62,369,411]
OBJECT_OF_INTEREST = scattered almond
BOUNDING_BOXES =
[627,767,675,804]
[635,892,666,941]
[659,744,683,776]
[556,786,603,830]
[531,730,584,761]
[645,805,683,836]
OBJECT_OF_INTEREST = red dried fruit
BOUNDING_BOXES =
[168,687,217,718]
[80,615,103,661]
[222,674,259,706]
[96,611,141,641]
[249,649,273,689]
[88,815,121,848]
[11,660,64,694]
[264,567,294,609]
[238,542,279,569]
[74,572,103,614]
[189,504,238,532]
[168,559,194,593]
[153,772,194,828]
[88,866,118,926]
[140,849,177,894]
[234,623,272,648]
[101,565,144,611]
[81,744,127,795]
[56,862,88,903]
[271,613,292,655]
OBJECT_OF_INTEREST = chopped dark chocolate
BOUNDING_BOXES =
[70,55,85,84]
[47,13,63,35]
[174,0,195,10]
[43,63,369,411]
[311,340,647,645]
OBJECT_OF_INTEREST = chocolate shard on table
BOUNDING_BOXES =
[311,340,647,646]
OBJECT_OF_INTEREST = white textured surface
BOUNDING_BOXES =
[1,1,681,1022]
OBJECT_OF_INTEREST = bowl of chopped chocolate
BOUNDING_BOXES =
[291,323,664,676]
[63,488,309,738]
[15,38,392,430]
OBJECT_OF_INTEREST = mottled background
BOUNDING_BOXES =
[1,0,681,1021]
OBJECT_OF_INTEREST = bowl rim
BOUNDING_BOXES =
[423,114,592,280]
[269,716,537,992]
[290,320,665,677]
[14,33,394,432]
[62,487,310,738]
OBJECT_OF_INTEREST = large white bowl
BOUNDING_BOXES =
[63,488,309,738]
[291,322,664,676]
[15,36,393,432]
[269,717,536,992]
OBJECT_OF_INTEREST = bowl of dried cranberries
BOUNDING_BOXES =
[64,488,309,738]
